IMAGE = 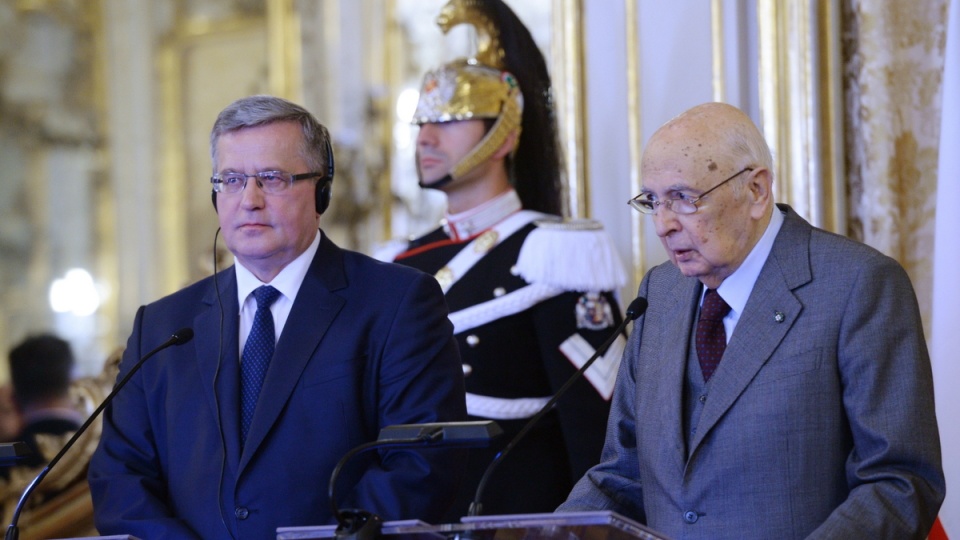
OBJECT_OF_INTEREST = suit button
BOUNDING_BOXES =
[683,511,698,523]
[699,394,707,403]
[466,335,480,347]
[235,507,250,520]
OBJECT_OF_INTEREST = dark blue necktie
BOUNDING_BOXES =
[241,285,280,444]
[696,288,731,382]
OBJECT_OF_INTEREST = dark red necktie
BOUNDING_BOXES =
[696,288,731,382]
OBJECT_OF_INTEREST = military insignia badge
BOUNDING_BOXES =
[576,292,614,330]
[473,229,499,253]
[435,267,454,290]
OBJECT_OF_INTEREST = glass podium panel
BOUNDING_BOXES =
[276,511,669,540]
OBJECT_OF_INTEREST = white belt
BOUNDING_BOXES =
[450,283,561,334]
[465,392,552,420]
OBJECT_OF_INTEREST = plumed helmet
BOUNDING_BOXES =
[413,59,523,180]
[413,0,563,215]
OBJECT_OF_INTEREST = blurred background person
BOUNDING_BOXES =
[7,334,83,468]
[0,385,23,444]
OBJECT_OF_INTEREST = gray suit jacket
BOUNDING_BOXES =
[558,205,944,539]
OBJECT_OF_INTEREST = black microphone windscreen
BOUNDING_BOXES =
[172,328,194,345]
[625,297,648,321]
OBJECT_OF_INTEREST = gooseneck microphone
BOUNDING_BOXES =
[467,296,649,517]
[329,421,503,540]
[4,327,195,540]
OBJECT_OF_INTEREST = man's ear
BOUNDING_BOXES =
[747,167,773,217]
[492,130,519,160]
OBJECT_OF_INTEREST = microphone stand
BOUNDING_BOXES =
[467,297,648,517]
[329,421,503,540]
[5,328,195,540]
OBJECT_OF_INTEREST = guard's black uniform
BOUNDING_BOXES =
[390,195,626,520]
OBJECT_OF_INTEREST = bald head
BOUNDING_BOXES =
[644,102,773,189]
[639,102,776,288]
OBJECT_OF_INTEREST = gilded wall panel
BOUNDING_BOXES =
[0,0,107,374]
[843,0,947,337]
[158,17,272,287]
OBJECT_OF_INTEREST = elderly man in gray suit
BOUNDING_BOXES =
[558,102,944,539]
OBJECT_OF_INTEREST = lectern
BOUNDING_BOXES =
[277,511,669,540]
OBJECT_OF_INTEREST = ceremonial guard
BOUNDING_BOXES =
[379,0,628,519]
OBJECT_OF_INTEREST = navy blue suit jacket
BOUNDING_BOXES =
[89,233,467,539]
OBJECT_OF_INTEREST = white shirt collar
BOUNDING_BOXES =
[442,189,522,241]
[712,206,785,320]
[235,229,321,314]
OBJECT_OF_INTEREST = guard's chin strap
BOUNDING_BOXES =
[419,173,454,189]
[450,93,522,180]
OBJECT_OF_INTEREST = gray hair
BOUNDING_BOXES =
[721,113,775,199]
[210,95,330,174]
[725,121,774,177]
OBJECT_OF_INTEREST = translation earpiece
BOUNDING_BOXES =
[316,137,335,214]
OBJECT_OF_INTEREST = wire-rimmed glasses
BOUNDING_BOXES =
[628,167,754,215]
[211,171,323,194]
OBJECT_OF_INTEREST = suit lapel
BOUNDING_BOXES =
[195,268,244,473]
[688,206,813,456]
[239,234,347,471]
[651,271,701,474]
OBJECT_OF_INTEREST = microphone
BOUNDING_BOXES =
[467,296,649,517]
[4,327,195,540]
[329,421,503,540]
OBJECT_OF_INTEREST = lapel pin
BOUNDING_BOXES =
[774,311,785,323]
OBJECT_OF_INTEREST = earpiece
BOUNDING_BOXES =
[314,137,335,215]
[211,136,335,214]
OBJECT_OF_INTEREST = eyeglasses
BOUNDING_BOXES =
[210,171,323,194]
[628,167,754,215]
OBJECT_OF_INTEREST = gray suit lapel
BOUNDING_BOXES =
[689,206,813,455]
[648,269,702,474]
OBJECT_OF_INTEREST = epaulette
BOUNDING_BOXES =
[515,218,627,292]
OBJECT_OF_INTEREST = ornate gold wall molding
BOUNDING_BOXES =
[267,0,303,102]
[552,0,588,218]
[157,14,269,292]
[157,1,301,288]
[0,0,111,371]
[625,0,645,287]
[711,0,727,102]
[757,0,845,234]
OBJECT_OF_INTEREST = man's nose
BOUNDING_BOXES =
[652,205,680,237]
[417,123,439,146]
[239,177,267,207]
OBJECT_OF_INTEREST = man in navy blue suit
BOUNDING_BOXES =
[88,95,468,539]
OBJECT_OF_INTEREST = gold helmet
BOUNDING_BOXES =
[413,0,524,185]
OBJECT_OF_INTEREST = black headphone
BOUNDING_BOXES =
[315,137,335,214]
[212,137,335,214]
